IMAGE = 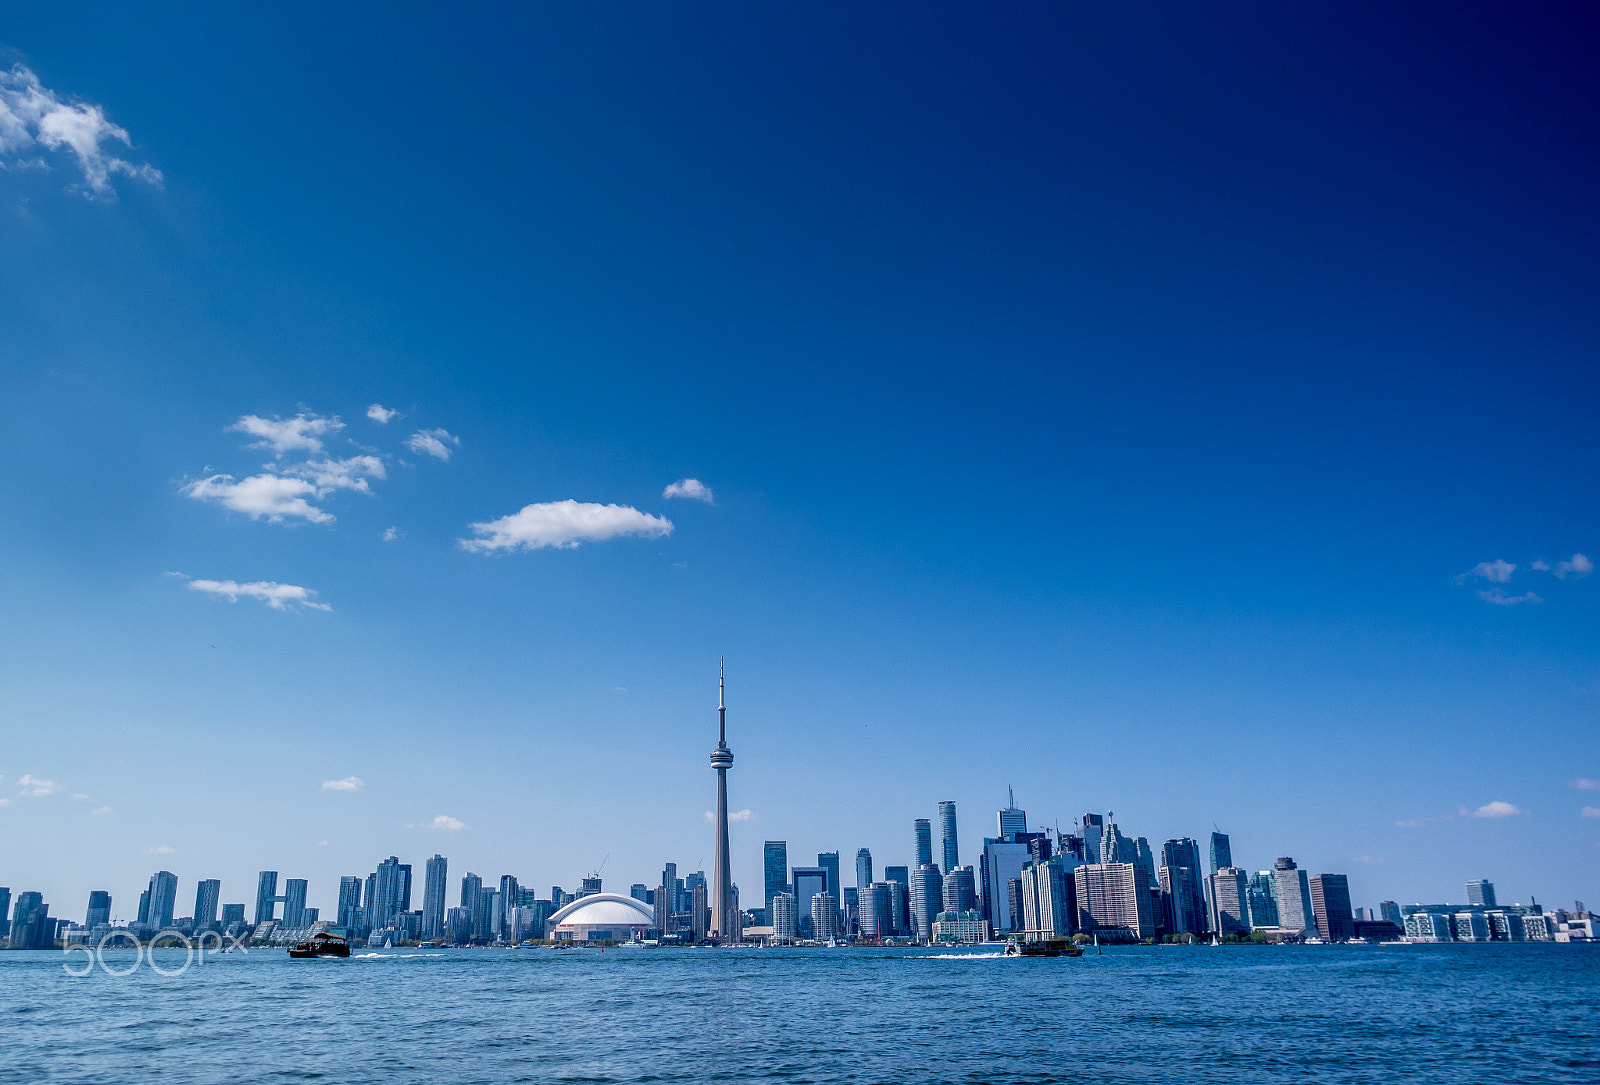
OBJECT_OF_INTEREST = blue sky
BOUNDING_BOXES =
[2,2,1597,922]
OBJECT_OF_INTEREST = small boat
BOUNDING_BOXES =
[1004,939,1085,958]
[288,932,351,959]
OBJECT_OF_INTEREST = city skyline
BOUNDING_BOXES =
[2,4,1598,919]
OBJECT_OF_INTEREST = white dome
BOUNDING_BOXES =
[546,893,655,930]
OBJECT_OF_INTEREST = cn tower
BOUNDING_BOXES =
[708,658,736,942]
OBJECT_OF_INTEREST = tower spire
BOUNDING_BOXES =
[718,655,726,748]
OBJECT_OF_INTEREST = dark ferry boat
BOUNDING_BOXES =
[1005,938,1085,958]
[288,931,351,959]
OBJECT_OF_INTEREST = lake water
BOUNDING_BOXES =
[2,943,1596,1083]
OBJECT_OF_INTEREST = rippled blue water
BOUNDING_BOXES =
[2,943,1596,1083]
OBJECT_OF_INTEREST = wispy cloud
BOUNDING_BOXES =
[1460,559,1515,584]
[381,526,402,542]
[430,814,466,831]
[1476,589,1540,606]
[72,792,91,801]
[187,578,331,611]
[17,774,57,798]
[0,63,162,198]
[1582,807,1600,820]
[1395,814,1453,828]
[144,845,175,855]
[280,455,386,494]
[1553,553,1593,579]
[228,412,343,457]
[460,500,673,553]
[90,806,113,817]
[1572,779,1600,791]
[1462,801,1526,819]
[704,809,754,823]
[366,404,399,424]
[406,428,460,461]
[0,798,10,808]
[663,478,715,504]
[322,776,364,792]
[183,473,333,523]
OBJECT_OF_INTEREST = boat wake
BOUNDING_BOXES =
[349,952,444,959]
[915,952,1011,960]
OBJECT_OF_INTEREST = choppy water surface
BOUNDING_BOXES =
[2,943,1596,1084]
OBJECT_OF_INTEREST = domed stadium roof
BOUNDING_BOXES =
[546,893,655,929]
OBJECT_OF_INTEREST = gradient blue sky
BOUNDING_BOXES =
[2,2,1597,922]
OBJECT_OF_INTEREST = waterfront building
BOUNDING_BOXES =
[1467,879,1497,908]
[771,891,798,942]
[855,849,873,892]
[792,866,829,938]
[500,875,521,934]
[146,871,178,930]
[661,863,677,910]
[544,893,656,943]
[653,884,669,934]
[998,788,1027,838]
[1522,913,1554,941]
[1132,837,1158,892]
[1008,878,1025,931]
[1158,865,1199,935]
[255,871,278,925]
[818,853,842,921]
[1309,874,1354,942]
[85,890,111,929]
[979,838,1031,933]
[692,882,708,942]
[884,865,911,935]
[1273,858,1316,934]
[1405,912,1452,942]
[763,842,788,913]
[859,882,892,941]
[1161,838,1208,933]
[460,873,482,929]
[708,661,738,941]
[810,893,839,941]
[841,887,858,934]
[371,857,407,931]
[0,888,9,941]
[337,876,364,933]
[137,889,150,925]
[419,855,448,940]
[1248,871,1280,929]
[1209,832,1232,876]
[221,903,245,930]
[914,819,934,868]
[1075,862,1155,940]
[283,879,308,929]
[1020,857,1079,939]
[939,801,960,872]
[942,866,977,915]
[8,893,51,949]
[910,864,943,941]
[931,911,989,944]
[1380,900,1402,926]
[1487,911,1526,941]
[1453,910,1491,942]
[1209,867,1249,934]
[193,880,220,931]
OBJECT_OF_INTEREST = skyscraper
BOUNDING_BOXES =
[193,880,221,931]
[810,893,839,941]
[708,659,737,942]
[913,818,934,868]
[817,852,841,918]
[1273,857,1315,934]
[283,879,308,928]
[910,865,942,941]
[1211,867,1250,934]
[372,857,405,931]
[997,788,1027,838]
[1074,863,1155,939]
[791,866,828,936]
[763,842,788,913]
[8,893,50,950]
[770,891,798,942]
[460,873,483,939]
[859,883,892,941]
[0,888,10,941]
[1309,874,1354,942]
[499,875,520,934]
[1162,838,1208,934]
[146,871,178,929]
[338,876,364,932]
[938,801,960,872]
[1209,832,1232,875]
[85,891,112,929]
[1247,871,1279,928]
[1080,814,1104,863]
[855,848,873,890]
[1158,866,1199,935]
[980,837,1032,932]
[255,871,278,925]
[884,865,911,935]
[1467,879,1497,908]
[941,867,977,914]
[422,855,448,940]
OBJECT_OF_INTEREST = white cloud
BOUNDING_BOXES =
[322,776,364,792]
[0,64,162,199]
[228,412,343,456]
[1554,553,1593,579]
[366,403,399,424]
[144,845,176,855]
[381,526,402,542]
[280,455,386,494]
[430,815,466,831]
[460,500,672,553]
[1532,560,1551,571]
[729,808,753,822]
[1462,801,1526,819]
[17,774,57,797]
[1461,559,1515,584]
[183,473,333,523]
[71,793,90,801]
[1572,779,1600,791]
[1477,589,1541,606]
[1582,807,1600,820]
[663,478,715,504]
[406,428,460,461]
[0,798,10,808]
[90,806,113,817]
[187,578,331,611]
